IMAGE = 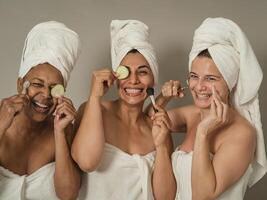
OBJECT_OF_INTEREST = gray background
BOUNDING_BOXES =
[0,0,266,199]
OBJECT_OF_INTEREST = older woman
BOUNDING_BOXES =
[0,21,81,200]
[71,20,176,200]
[157,18,267,200]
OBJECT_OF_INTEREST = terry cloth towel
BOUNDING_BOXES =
[0,162,59,200]
[78,143,155,200]
[189,17,267,187]
[19,21,81,86]
[172,150,253,200]
[110,19,159,84]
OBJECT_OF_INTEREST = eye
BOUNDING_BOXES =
[188,74,198,80]
[138,70,149,75]
[205,76,218,82]
[31,82,44,88]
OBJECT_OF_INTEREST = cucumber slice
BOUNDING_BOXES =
[51,84,65,98]
[116,65,129,79]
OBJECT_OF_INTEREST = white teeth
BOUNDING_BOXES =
[196,93,211,99]
[125,88,142,94]
[35,102,48,108]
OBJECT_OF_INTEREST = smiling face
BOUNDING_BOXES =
[17,63,64,122]
[189,56,229,108]
[117,51,154,106]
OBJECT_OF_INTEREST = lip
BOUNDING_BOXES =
[194,91,212,100]
[123,87,144,97]
[31,100,53,114]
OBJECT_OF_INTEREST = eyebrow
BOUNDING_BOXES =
[189,72,221,78]
[31,78,44,82]
[138,65,150,69]
[30,78,61,86]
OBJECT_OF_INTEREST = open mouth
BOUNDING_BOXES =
[32,101,52,114]
[124,88,144,97]
[195,93,212,100]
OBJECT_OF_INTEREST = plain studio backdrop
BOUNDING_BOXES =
[0,0,266,199]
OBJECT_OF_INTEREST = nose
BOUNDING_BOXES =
[40,86,52,98]
[194,78,208,91]
[128,72,140,84]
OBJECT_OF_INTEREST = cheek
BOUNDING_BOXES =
[141,75,154,86]
[27,87,38,98]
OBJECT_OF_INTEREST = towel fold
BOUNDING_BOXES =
[19,21,81,86]
[110,20,158,84]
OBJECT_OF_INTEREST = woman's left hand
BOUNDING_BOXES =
[54,97,76,133]
[151,105,172,147]
[197,85,230,137]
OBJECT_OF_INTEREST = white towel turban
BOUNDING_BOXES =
[189,17,267,187]
[19,21,81,87]
[110,20,159,85]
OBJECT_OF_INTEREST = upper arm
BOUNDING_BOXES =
[73,102,87,133]
[167,107,187,133]
[212,127,256,196]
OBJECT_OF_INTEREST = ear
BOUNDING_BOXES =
[17,78,23,94]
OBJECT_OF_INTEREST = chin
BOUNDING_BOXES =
[26,108,53,123]
[193,98,212,109]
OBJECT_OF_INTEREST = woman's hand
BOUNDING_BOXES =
[151,105,172,148]
[162,80,185,99]
[54,97,76,134]
[197,85,230,137]
[90,68,116,98]
[0,94,29,133]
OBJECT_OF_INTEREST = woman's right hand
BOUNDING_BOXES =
[161,80,185,99]
[90,68,116,98]
[0,94,29,132]
[151,105,172,148]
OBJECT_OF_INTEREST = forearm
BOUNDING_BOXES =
[71,97,105,171]
[54,132,81,200]
[192,129,216,200]
[152,145,176,200]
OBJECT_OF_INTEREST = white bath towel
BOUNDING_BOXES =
[110,20,159,84]
[78,143,155,200]
[19,21,81,86]
[0,162,59,200]
[189,17,267,186]
[172,150,253,200]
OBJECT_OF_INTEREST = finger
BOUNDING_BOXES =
[210,98,216,116]
[55,106,76,120]
[154,120,168,132]
[55,102,76,114]
[112,71,119,79]
[154,115,171,129]
[212,85,222,102]
[213,95,223,118]
[222,103,229,123]
[59,97,74,106]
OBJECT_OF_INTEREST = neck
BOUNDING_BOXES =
[115,99,146,125]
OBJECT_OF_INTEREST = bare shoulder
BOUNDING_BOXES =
[229,114,256,140]
[221,113,256,157]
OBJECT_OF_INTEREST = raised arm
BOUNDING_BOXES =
[145,80,185,117]
[151,105,176,200]
[71,69,116,172]
[53,97,81,200]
